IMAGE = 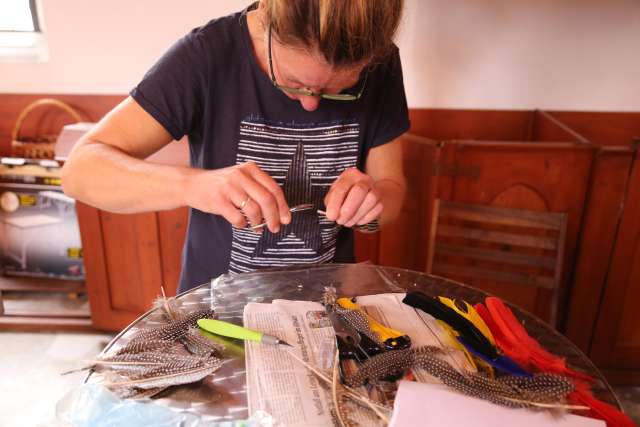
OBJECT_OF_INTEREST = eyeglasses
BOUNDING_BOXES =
[267,24,368,101]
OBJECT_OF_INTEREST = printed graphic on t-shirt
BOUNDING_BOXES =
[229,119,359,273]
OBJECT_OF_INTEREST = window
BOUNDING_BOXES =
[0,0,48,62]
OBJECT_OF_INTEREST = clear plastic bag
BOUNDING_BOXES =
[56,383,275,427]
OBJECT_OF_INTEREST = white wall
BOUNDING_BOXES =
[397,0,640,111]
[1,0,639,111]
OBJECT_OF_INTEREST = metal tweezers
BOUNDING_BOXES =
[249,203,327,230]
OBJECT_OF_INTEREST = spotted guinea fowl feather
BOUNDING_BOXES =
[182,327,225,357]
[82,291,225,398]
[346,346,575,409]
[126,308,215,344]
[114,339,180,356]
[75,351,210,376]
[105,357,223,390]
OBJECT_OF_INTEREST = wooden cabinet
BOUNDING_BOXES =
[589,150,640,384]
[437,142,594,324]
[77,203,187,331]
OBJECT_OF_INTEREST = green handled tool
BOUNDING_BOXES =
[197,318,292,346]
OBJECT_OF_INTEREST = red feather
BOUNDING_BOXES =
[476,297,637,427]
[475,302,522,360]
[481,297,592,381]
[569,383,637,427]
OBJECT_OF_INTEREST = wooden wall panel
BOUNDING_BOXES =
[408,109,534,142]
[0,94,124,156]
[545,111,640,147]
[532,111,590,144]
[590,150,640,369]
[565,148,635,352]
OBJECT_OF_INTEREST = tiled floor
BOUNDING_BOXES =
[0,331,639,426]
[0,331,114,427]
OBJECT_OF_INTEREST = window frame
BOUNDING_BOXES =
[0,0,47,62]
[29,0,41,33]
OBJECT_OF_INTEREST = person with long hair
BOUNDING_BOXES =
[62,1,408,292]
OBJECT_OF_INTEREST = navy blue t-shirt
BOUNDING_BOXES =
[130,7,410,292]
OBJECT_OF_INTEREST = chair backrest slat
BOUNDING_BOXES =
[432,263,556,290]
[437,224,558,250]
[427,199,569,327]
[435,243,557,269]
[440,201,562,230]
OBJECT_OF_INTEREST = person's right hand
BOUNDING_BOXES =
[183,162,291,233]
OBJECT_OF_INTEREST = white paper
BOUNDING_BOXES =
[390,381,606,427]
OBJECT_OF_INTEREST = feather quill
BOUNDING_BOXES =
[283,347,391,419]
[158,285,178,321]
[332,349,348,427]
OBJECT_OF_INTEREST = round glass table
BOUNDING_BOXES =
[88,263,621,423]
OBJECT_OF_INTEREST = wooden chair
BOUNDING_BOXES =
[426,200,568,327]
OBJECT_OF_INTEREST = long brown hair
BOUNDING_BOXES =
[261,0,404,67]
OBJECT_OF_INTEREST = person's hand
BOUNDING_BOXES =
[324,167,382,227]
[184,162,290,233]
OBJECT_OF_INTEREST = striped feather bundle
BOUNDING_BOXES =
[346,346,574,409]
[81,295,225,399]
[105,356,223,390]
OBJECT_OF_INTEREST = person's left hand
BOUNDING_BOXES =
[324,167,383,227]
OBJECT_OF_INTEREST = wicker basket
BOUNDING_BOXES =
[11,98,84,159]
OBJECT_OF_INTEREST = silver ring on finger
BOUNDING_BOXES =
[239,196,251,210]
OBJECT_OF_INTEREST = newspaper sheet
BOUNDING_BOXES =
[243,293,474,426]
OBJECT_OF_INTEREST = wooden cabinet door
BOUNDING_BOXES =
[435,141,595,324]
[77,203,188,331]
[565,148,635,353]
[590,151,640,378]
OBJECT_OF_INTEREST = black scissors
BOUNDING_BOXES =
[326,307,383,362]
